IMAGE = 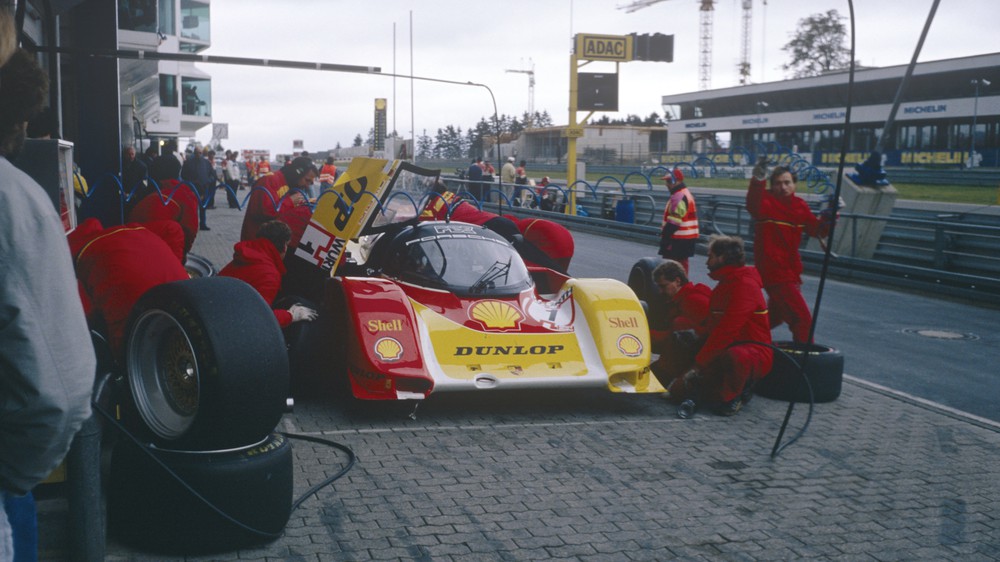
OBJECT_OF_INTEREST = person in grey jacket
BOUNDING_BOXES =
[0,33,95,559]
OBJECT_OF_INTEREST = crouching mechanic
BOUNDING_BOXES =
[648,260,711,390]
[672,235,773,416]
[220,220,318,328]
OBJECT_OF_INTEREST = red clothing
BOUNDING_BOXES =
[319,163,337,186]
[671,282,711,334]
[126,179,201,256]
[746,177,824,286]
[765,281,813,343]
[68,219,188,352]
[649,281,712,385]
[695,264,773,401]
[219,239,293,327]
[240,170,313,251]
[421,191,497,226]
[515,218,575,271]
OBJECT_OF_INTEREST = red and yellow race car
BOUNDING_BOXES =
[288,158,665,400]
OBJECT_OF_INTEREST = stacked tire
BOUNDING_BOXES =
[754,341,844,403]
[108,277,293,554]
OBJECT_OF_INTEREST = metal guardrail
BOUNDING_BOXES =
[441,174,1000,304]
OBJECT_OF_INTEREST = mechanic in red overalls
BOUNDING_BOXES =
[240,157,317,252]
[67,218,189,354]
[676,235,773,416]
[126,155,200,259]
[219,220,317,328]
[513,217,575,273]
[648,259,711,389]
[746,157,832,343]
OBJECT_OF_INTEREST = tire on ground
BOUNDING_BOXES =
[754,341,844,403]
[107,433,293,554]
[124,277,289,450]
[627,256,670,331]
[184,252,216,278]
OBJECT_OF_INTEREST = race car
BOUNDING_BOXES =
[288,158,665,400]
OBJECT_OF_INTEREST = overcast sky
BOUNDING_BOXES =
[193,0,998,157]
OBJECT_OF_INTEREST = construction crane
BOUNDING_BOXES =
[506,60,536,119]
[619,0,754,89]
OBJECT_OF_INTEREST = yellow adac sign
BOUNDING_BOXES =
[562,126,585,138]
[576,34,633,62]
[295,157,397,275]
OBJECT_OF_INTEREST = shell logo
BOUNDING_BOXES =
[616,334,643,357]
[469,300,524,330]
[374,337,403,362]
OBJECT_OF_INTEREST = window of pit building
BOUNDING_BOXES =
[181,78,211,117]
[160,74,178,108]
[119,0,158,33]
[180,0,211,45]
[158,0,176,36]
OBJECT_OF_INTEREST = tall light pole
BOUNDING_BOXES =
[969,78,991,168]
[755,100,769,149]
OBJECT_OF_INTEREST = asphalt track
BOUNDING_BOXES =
[566,229,1000,424]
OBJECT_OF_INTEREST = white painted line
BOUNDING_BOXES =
[844,374,1000,430]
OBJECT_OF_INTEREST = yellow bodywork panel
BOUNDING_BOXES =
[413,301,587,380]
[565,278,665,393]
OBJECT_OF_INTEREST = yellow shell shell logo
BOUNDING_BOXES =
[374,337,403,362]
[617,334,643,357]
[469,300,524,330]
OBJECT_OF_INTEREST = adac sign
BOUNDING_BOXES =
[576,34,633,62]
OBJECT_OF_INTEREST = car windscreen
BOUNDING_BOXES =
[396,235,533,296]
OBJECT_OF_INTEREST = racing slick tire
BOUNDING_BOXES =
[754,341,844,403]
[107,433,293,554]
[627,257,670,331]
[123,277,290,451]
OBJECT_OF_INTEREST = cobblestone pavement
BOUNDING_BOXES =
[41,198,1000,560]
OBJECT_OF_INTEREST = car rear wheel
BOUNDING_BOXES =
[124,277,290,450]
[627,257,670,331]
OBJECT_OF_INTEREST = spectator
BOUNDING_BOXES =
[181,146,212,231]
[256,156,272,177]
[482,160,495,176]
[67,218,189,353]
[466,157,484,202]
[121,146,148,213]
[658,167,699,274]
[746,157,832,343]
[648,260,711,390]
[500,156,517,202]
[318,156,338,195]
[220,220,318,328]
[139,145,158,168]
[204,149,218,209]
[676,235,773,416]
[245,155,258,186]
[221,150,241,208]
[0,38,94,561]
[127,155,201,257]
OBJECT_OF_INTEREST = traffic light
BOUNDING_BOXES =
[631,33,674,63]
